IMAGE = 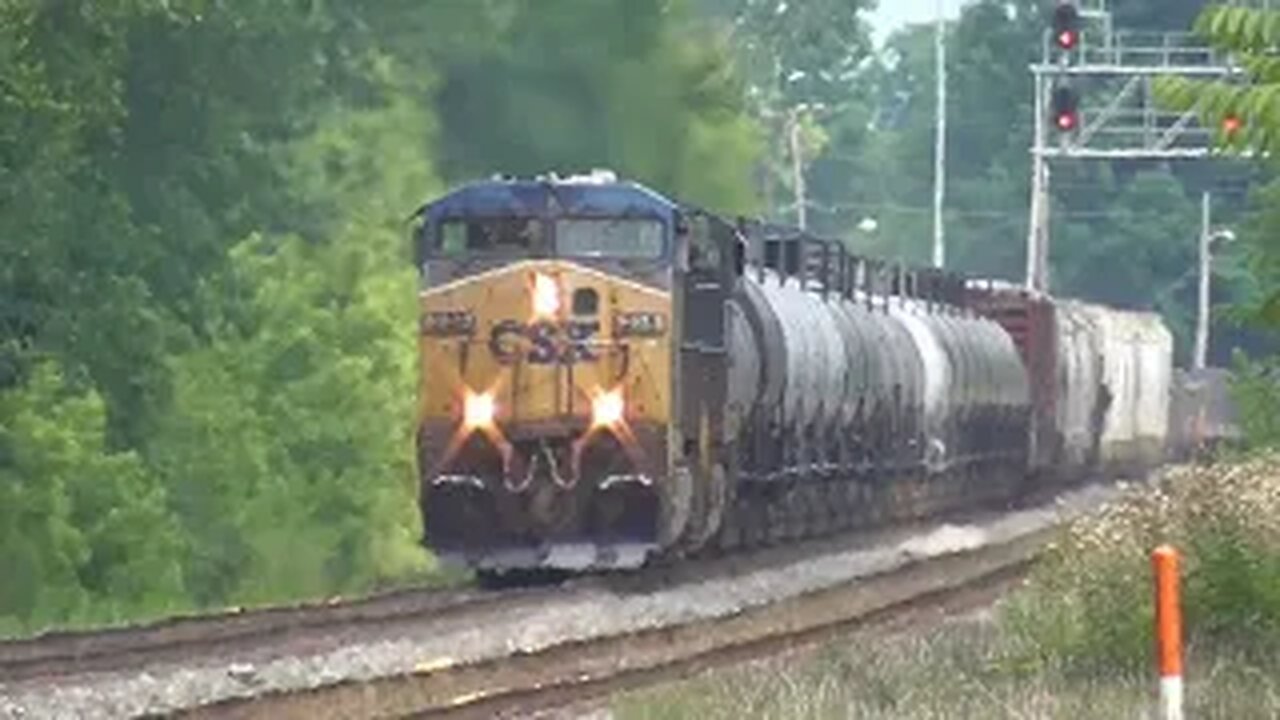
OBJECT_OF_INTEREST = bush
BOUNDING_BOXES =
[0,363,189,634]
[1006,455,1280,675]
[1230,352,1280,450]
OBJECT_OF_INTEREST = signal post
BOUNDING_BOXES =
[1026,0,1241,292]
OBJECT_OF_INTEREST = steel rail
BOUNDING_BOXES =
[0,583,541,684]
[183,526,1055,720]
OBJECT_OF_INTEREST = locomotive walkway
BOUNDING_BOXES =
[0,482,1124,719]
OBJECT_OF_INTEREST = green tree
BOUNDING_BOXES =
[1052,168,1200,341]
[697,0,876,229]
[145,59,441,605]
[0,0,768,630]
[838,1,1041,269]
[0,363,186,632]
[1159,5,1280,328]
[149,231,426,605]
[430,0,761,213]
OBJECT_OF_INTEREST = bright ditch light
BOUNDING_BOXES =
[463,391,496,429]
[592,388,625,428]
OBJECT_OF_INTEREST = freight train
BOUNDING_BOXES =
[411,171,1173,572]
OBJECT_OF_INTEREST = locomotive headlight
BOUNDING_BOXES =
[614,311,665,337]
[463,390,496,429]
[532,272,561,318]
[591,388,625,428]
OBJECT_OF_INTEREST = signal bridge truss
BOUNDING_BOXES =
[1033,31,1243,160]
[1025,20,1243,291]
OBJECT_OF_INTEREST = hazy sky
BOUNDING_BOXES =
[867,0,975,45]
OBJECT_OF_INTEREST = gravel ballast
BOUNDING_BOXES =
[0,483,1120,720]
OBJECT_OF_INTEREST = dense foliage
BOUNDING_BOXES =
[0,0,760,633]
[1156,4,1280,448]
[707,0,1273,366]
[3,0,1277,633]
[1007,457,1280,674]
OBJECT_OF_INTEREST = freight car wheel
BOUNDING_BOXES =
[679,462,729,553]
[660,466,695,549]
[716,503,742,551]
[736,489,767,549]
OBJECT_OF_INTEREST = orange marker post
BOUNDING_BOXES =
[1153,545,1183,720]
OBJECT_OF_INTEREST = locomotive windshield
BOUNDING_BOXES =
[435,216,665,260]
[555,218,664,259]
[439,217,545,256]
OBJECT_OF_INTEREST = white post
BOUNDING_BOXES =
[1193,191,1211,370]
[932,0,947,268]
[1026,70,1048,290]
[789,106,807,231]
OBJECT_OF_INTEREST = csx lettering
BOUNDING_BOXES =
[489,320,601,365]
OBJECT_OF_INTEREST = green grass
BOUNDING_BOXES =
[613,615,1280,719]
[617,455,1280,719]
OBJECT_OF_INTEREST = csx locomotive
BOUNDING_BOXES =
[412,171,1173,571]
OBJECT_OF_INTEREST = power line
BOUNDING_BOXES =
[783,199,1155,221]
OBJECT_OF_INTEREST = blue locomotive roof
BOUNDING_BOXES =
[424,176,678,224]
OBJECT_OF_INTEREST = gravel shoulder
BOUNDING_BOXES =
[0,483,1121,720]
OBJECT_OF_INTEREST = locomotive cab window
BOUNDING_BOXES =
[554,218,665,259]
[437,217,545,257]
[686,215,721,274]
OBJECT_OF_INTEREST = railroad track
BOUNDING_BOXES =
[0,482,1121,720]
[192,526,1047,720]
[0,581,543,684]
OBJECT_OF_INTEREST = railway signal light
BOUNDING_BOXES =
[1052,86,1079,132]
[1053,2,1080,51]
[1222,113,1244,137]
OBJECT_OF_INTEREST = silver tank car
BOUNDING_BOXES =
[966,282,1174,482]
[725,227,1030,505]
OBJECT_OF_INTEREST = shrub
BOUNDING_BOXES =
[1006,455,1280,674]
[1229,352,1280,450]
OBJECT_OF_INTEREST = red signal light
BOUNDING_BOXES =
[1051,86,1079,133]
[1053,3,1081,51]
[1222,114,1243,136]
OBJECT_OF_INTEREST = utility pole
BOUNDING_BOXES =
[1193,191,1211,370]
[788,106,807,230]
[932,0,947,269]
[1027,71,1048,290]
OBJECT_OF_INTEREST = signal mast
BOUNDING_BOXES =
[1025,0,1242,293]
